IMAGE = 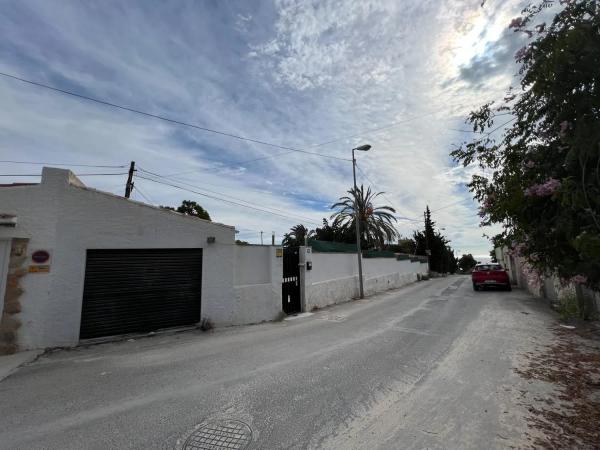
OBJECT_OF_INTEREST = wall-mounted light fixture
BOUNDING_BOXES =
[206,236,216,244]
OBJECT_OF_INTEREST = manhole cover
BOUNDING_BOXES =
[183,419,252,450]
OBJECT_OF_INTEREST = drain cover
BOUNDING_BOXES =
[183,419,252,450]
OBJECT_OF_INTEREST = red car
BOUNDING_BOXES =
[472,263,512,291]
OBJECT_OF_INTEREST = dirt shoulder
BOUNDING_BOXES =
[515,322,600,449]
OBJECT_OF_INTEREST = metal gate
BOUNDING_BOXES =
[282,246,301,314]
[80,248,202,339]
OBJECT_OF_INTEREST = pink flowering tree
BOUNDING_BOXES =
[451,0,600,300]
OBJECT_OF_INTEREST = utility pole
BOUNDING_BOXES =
[124,161,135,199]
[260,231,264,245]
[271,232,275,246]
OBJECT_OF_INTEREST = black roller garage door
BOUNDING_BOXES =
[80,248,202,339]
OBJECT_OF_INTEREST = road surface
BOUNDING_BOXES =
[0,276,556,449]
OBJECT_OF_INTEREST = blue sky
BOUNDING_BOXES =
[0,0,530,257]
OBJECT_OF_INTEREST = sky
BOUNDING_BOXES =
[0,0,532,258]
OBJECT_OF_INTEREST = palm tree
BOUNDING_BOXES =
[330,185,398,248]
[282,224,314,247]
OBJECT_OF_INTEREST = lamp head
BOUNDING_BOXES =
[354,144,371,151]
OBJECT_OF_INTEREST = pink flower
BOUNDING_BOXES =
[570,275,587,285]
[482,196,493,209]
[515,46,529,61]
[509,17,523,29]
[524,178,561,197]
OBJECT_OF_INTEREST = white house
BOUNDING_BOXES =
[0,167,239,353]
[0,167,430,354]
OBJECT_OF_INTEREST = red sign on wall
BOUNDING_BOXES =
[31,250,50,264]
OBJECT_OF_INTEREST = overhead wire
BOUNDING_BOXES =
[137,169,328,219]
[354,162,470,224]
[0,71,349,162]
[0,73,513,230]
[137,165,339,206]
[135,174,322,226]
[132,184,154,204]
[0,172,128,176]
[308,109,450,149]
[0,160,127,168]
[0,71,508,176]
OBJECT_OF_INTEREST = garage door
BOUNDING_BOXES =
[80,248,202,339]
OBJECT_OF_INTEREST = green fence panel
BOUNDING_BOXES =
[308,239,357,253]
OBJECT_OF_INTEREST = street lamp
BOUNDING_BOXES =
[352,144,371,298]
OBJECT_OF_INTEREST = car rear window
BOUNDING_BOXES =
[474,264,503,271]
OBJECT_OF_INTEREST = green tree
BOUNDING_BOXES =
[282,224,314,247]
[489,250,498,263]
[176,200,211,221]
[450,1,600,297]
[458,254,477,273]
[384,237,417,254]
[413,206,457,273]
[313,218,355,243]
[330,184,398,248]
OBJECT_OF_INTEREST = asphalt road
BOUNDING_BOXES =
[0,276,556,449]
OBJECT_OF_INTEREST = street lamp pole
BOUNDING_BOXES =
[352,144,371,299]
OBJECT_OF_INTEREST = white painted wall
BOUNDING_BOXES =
[0,239,10,316]
[232,245,283,324]
[0,168,236,350]
[0,167,433,351]
[304,250,428,311]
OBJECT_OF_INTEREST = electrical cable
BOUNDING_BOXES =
[354,162,470,223]
[0,172,128,176]
[0,160,126,168]
[138,166,335,220]
[137,166,339,207]
[132,184,154,204]
[0,71,350,162]
[135,174,322,226]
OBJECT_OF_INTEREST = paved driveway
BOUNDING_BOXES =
[0,276,556,449]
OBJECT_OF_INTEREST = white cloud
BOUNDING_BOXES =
[0,0,528,254]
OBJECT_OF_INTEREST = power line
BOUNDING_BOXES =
[0,71,349,162]
[0,160,126,168]
[354,163,398,210]
[136,164,351,225]
[354,162,470,223]
[136,171,322,224]
[308,109,448,149]
[159,150,297,178]
[0,172,128,176]
[137,165,295,199]
[132,184,154,204]
[161,119,489,176]
[137,168,329,219]
[135,174,322,226]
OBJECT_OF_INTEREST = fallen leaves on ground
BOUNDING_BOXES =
[514,323,600,449]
